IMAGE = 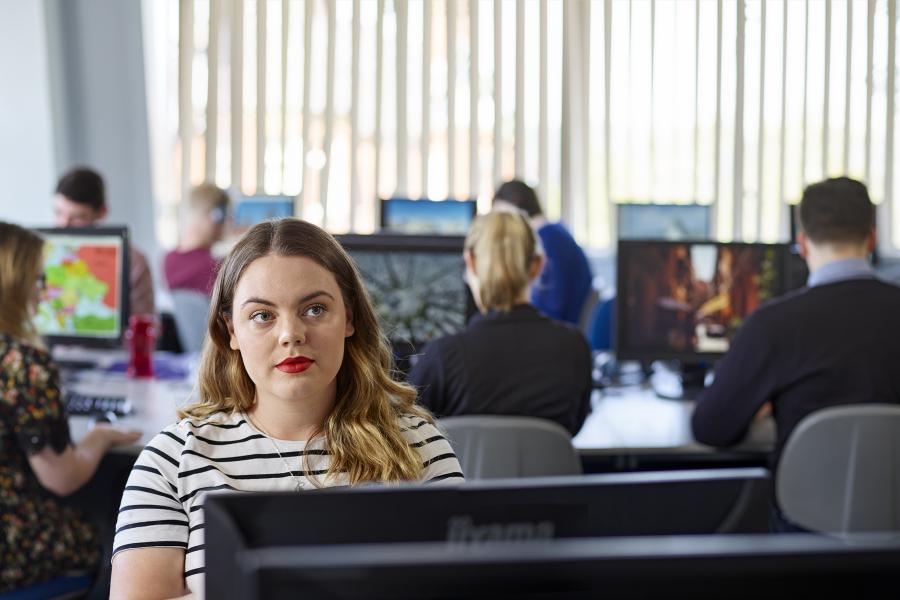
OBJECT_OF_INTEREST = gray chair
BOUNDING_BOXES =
[776,404,900,535]
[170,289,211,354]
[438,415,583,480]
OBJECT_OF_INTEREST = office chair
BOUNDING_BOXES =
[170,289,211,354]
[439,415,583,479]
[776,404,900,535]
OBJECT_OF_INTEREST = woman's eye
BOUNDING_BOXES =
[250,311,273,324]
[305,303,327,317]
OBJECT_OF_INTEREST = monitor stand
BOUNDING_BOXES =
[649,361,709,401]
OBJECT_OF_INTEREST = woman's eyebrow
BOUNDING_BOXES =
[240,290,335,308]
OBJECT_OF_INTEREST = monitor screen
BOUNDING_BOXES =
[233,196,295,233]
[380,198,478,235]
[616,240,787,361]
[335,234,474,351]
[617,203,712,240]
[34,227,130,347]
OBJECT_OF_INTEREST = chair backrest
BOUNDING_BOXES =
[439,415,582,479]
[776,403,900,534]
[170,289,211,354]
[587,296,615,351]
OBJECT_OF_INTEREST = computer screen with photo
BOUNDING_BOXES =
[233,196,295,233]
[335,234,474,356]
[380,198,478,236]
[617,203,712,240]
[34,227,130,348]
[615,240,788,361]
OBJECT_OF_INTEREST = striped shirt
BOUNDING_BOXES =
[112,411,464,596]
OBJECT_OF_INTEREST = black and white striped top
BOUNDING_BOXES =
[112,411,464,596]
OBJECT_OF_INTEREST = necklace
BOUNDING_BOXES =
[244,411,306,491]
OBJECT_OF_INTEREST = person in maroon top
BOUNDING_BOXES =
[164,183,230,296]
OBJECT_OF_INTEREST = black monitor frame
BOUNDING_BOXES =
[205,468,771,600]
[616,202,713,241]
[379,197,478,235]
[34,226,131,349]
[236,534,900,599]
[615,239,790,363]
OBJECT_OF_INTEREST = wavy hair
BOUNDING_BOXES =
[180,218,431,484]
[465,210,539,312]
[0,222,44,346]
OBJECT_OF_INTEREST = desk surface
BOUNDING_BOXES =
[68,371,774,457]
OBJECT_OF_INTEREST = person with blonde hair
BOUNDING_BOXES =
[164,182,231,296]
[110,218,463,599]
[408,210,592,436]
[0,222,140,592]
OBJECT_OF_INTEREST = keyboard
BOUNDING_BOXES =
[64,392,133,417]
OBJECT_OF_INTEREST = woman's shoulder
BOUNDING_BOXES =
[0,334,51,366]
[144,411,251,455]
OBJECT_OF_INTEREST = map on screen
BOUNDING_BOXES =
[34,234,124,338]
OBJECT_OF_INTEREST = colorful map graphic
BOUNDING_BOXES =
[35,239,121,337]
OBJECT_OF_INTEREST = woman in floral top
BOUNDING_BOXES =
[0,222,140,592]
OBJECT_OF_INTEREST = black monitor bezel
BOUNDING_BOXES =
[615,239,789,363]
[379,197,478,234]
[615,202,713,241]
[34,226,131,349]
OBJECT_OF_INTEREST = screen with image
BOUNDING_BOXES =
[34,227,130,347]
[380,198,477,235]
[617,203,711,240]
[233,196,295,233]
[335,234,473,350]
[616,240,786,361]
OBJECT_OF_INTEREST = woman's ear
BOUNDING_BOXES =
[344,306,355,338]
[529,254,545,282]
[225,314,240,350]
[463,249,476,275]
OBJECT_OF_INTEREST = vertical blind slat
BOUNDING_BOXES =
[230,0,243,192]
[515,0,525,177]
[320,0,337,221]
[447,0,456,199]
[256,0,266,193]
[280,0,289,189]
[733,0,745,240]
[713,0,723,236]
[396,0,408,196]
[865,0,875,185]
[422,0,431,197]
[843,0,853,174]
[692,0,700,201]
[469,0,479,199]
[493,0,502,187]
[300,0,313,207]
[351,0,361,225]
[884,0,896,247]
[375,0,384,204]
[823,0,831,175]
[179,0,193,202]
[801,0,809,184]
[779,0,789,236]
[756,0,767,241]
[540,0,550,209]
[207,0,220,182]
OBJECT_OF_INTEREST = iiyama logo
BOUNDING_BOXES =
[446,515,556,543]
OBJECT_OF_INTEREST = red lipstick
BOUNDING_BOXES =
[276,356,314,374]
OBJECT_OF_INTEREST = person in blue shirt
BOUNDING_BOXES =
[492,180,593,325]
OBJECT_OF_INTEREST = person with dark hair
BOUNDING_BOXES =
[54,166,156,316]
[493,180,593,326]
[408,210,592,436]
[164,183,231,296]
[691,177,900,530]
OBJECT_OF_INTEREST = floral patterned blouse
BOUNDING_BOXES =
[0,334,100,592]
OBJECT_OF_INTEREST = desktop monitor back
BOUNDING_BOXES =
[380,198,478,236]
[34,226,130,348]
[205,468,771,600]
[617,203,712,241]
[237,535,900,599]
[615,240,794,363]
[334,233,476,371]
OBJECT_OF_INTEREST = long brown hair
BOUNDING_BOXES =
[181,218,431,483]
[0,222,44,346]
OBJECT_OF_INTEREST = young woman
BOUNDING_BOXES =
[0,222,140,592]
[110,219,464,599]
[408,210,593,436]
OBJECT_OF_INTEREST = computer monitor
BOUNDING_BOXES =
[617,203,712,240]
[616,240,790,364]
[205,468,772,599]
[33,227,130,348]
[380,198,478,235]
[219,535,900,599]
[335,233,476,371]
[232,196,295,233]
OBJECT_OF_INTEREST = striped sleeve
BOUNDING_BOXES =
[113,425,190,558]
[402,417,465,484]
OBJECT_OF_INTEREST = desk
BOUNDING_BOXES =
[573,386,775,471]
[67,371,195,452]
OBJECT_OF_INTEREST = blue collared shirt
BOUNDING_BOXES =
[807,257,876,288]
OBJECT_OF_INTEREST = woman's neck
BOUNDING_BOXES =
[247,391,334,441]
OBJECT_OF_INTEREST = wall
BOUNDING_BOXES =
[0,0,57,226]
[45,0,160,283]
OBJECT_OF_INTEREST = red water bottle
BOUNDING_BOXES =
[127,314,157,378]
